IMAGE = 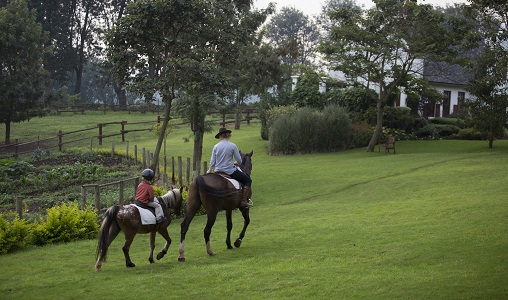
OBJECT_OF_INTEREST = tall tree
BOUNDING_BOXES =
[319,0,471,151]
[466,47,508,148]
[27,0,105,96]
[0,0,51,145]
[463,0,508,148]
[107,0,270,174]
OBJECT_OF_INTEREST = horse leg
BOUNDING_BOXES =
[122,232,137,268]
[234,208,250,248]
[225,210,233,249]
[179,181,201,262]
[204,213,218,256]
[156,227,171,260]
[148,231,156,264]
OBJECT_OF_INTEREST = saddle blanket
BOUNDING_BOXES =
[128,204,156,225]
[225,178,241,189]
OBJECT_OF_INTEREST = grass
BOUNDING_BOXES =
[1,113,507,299]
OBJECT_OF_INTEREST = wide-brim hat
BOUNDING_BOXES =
[215,127,232,139]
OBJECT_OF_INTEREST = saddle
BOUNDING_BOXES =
[134,200,155,216]
[215,172,242,190]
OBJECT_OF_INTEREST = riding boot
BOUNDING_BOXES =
[240,186,252,208]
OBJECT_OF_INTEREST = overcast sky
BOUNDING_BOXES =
[253,0,468,16]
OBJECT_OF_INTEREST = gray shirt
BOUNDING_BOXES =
[209,139,242,175]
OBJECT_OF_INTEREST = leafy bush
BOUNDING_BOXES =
[294,107,320,153]
[30,203,98,246]
[430,117,467,128]
[269,106,353,154]
[319,105,352,151]
[452,128,488,140]
[351,123,374,148]
[415,124,461,139]
[269,115,297,155]
[0,214,33,254]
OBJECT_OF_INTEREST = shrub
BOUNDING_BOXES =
[269,115,297,155]
[294,107,320,153]
[415,124,439,139]
[452,128,488,140]
[415,124,461,139]
[320,105,352,151]
[0,214,33,254]
[269,106,353,154]
[30,203,98,246]
[351,123,374,148]
[430,117,467,128]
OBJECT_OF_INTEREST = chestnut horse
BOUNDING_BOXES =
[178,151,253,262]
[95,188,183,271]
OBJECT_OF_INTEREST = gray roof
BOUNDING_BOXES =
[423,60,472,86]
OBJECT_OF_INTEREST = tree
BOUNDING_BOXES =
[0,0,51,144]
[466,47,508,148]
[463,0,508,148]
[107,0,270,175]
[27,0,105,96]
[319,0,472,151]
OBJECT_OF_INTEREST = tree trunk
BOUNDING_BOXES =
[113,80,127,108]
[367,100,385,152]
[4,120,11,145]
[150,95,172,176]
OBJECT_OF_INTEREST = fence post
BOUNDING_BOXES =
[81,186,87,209]
[58,130,63,151]
[94,185,101,212]
[134,145,138,165]
[126,141,129,161]
[142,148,146,168]
[16,197,23,219]
[119,180,124,205]
[203,161,208,175]
[178,156,183,187]
[186,158,191,185]
[171,156,175,184]
[98,124,103,145]
[121,121,126,142]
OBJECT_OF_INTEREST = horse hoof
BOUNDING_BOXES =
[227,245,233,250]
[207,251,216,257]
[234,239,242,248]
[149,258,155,264]
[156,253,165,260]
[178,257,186,262]
[126,263,136,268]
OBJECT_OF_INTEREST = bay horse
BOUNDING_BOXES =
[178,151,253,262]
[95,188,183,271]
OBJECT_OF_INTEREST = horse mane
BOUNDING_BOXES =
[196,174,239,198]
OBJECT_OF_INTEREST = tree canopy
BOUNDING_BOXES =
[319,0,472,151]
[0,0,51,144]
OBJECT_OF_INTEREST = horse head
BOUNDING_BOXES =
[159,187,184,217]
[239,150,253,176]
[172,187,184,217]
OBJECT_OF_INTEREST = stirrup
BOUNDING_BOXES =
[247,199,254,207]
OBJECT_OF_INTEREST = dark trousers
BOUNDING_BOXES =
[230,169,252,198]
[230,169,252,187]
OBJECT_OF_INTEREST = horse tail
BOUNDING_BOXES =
[96,205,120,263]
[196,174,238,198]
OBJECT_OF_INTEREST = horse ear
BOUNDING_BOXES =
[249,150,253,156]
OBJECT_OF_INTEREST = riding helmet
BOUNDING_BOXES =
[141,169,154,181]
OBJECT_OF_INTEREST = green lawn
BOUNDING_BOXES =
[1,113,507,299]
